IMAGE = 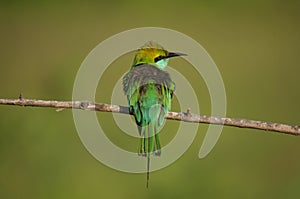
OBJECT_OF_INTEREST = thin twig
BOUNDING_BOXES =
[0,97,299,136]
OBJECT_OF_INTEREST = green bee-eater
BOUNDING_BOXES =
[123,41,186,187]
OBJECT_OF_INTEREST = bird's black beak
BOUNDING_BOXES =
[166,52,187,59]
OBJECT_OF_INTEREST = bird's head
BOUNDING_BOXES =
[132,41,186,70]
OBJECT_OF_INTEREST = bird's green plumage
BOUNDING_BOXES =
[123,64,174,155]
[122,41,183,187]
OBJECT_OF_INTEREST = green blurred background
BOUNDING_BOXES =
[1,0,300,198]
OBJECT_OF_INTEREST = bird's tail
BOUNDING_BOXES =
[138,123,161,156]
[138,122,161,188]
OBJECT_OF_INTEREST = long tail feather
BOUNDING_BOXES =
[146,155,150,188]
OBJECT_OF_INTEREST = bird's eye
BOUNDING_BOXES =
[154,55,163,62]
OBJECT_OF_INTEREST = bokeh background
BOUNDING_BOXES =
[1,1,300,198]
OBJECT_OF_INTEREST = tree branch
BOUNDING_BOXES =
[0,97,299,136]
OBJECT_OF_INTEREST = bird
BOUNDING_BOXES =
[122,41,186,188]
